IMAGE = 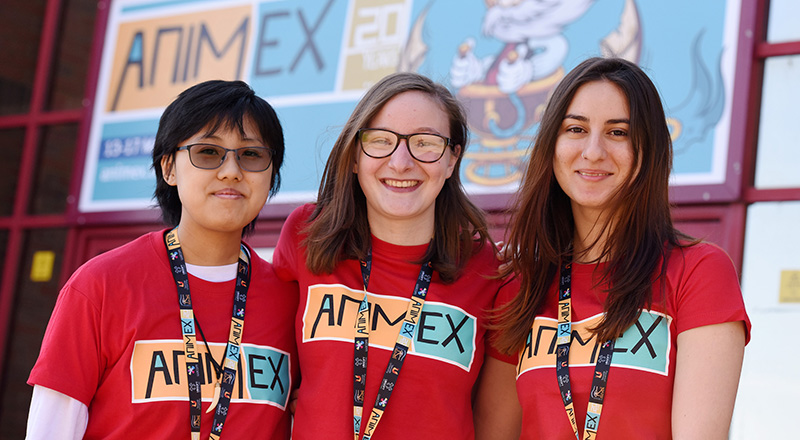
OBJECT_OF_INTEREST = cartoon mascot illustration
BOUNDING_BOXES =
[450,0,596,93]
[446,0,641,186]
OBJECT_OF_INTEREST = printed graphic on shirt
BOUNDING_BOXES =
[518,310,672,377]
[131,341,291,408]
[302,284,477,371]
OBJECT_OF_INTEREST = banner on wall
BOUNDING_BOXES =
[79,0,741,212]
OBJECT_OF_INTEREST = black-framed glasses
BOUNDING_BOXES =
[357,128,452,163]
[177,143,273,172]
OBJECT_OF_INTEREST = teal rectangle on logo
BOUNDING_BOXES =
[612,311,670,374]
[243,346,291,407]
[413,303,475,370]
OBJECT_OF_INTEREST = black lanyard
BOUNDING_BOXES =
[165,229,251,440]
[353,247,433,440]
[555,258,615,440]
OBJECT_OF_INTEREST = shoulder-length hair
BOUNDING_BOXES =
[151,80,285,236]
[303,72,490,282]
[496,57,689,353]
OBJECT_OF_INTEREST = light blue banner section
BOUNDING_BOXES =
[275,101,352,196]
[93,157,155,201]
[250,0,348,96]
[101,119,160,142]
[94,119,160,201]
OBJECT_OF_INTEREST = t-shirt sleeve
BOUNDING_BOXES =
[26,385,88,440]
[673,244,751,343]
[27,268,105,406]
[485,276,520,365]
[272,205,312,283]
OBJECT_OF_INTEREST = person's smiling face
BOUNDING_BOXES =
[161,116,273,238]
[553,80,635,221]
[355,91,458,242]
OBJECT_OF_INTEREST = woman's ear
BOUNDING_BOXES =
[445,144,461,178]
[161,155,177,186]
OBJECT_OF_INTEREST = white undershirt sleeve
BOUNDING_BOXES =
[26,385,88,440]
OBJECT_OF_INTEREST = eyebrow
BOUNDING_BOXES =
[199,133,265,144]
[563,114,588,122]
[373,126,445,135]
[563,114,630,125]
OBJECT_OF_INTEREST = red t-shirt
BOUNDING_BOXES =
[490,243,751,439]
[28,231,299,439]
[273,204,510,439]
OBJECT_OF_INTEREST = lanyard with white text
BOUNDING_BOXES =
[165,229,251,440]
[555,258,615,440]
[353,247,433,440]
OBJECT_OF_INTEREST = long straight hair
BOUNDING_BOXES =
[495,57,690,353]
[303,72,490,282]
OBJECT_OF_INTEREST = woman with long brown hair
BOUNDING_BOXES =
[272,72,510,439]
[475,57,750,439]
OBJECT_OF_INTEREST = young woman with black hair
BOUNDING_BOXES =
[28,80,298,439]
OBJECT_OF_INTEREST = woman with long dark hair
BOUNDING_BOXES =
[475,57,750,439]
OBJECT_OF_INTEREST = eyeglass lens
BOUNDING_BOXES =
[359,129,447,162]
[186,143,272,172]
